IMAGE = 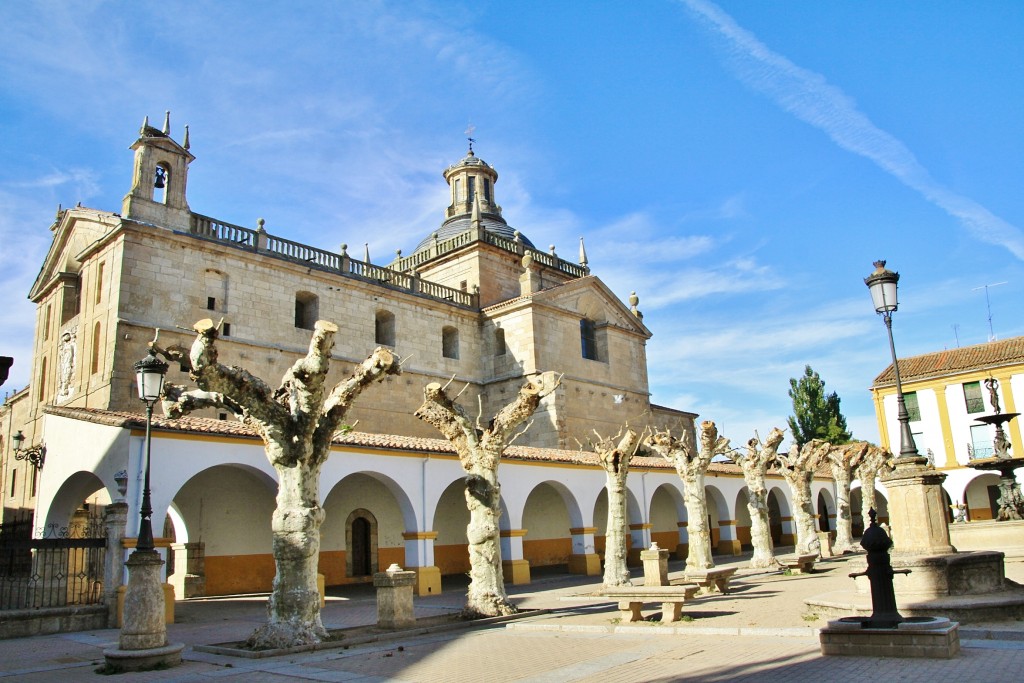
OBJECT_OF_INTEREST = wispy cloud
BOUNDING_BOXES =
[680,0,1024,261]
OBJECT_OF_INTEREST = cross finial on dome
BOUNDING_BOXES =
[465,124,476,155]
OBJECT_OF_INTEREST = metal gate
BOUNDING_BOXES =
[0,514,106,610]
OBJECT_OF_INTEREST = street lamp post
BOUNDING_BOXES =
[133,349,168,551]
[864,260,921,462]
[104,347,182,672]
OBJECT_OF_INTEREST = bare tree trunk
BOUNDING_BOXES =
[826,442,869,554]
[778,440,829,557]
[856,446,892,535]
[592,428,638,587]
[731,428,785,569]
[416,374,558,616]
[464,462,507,616]
[155,319,399,649]
[683,470,713,571]
[647,421,731,574]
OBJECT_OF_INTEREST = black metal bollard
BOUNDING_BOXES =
[848,508,910,628]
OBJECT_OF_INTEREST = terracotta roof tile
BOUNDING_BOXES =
[872,335,1024,388]
[42,406,802,477]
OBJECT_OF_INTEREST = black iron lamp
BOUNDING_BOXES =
[865,260,921,461]
[11,429,46,468]
[133,349,168,551]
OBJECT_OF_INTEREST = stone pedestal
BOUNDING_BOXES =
[640,543,670,586]
[502,559,531,585]
[374,564,417,629]
[411,565,442,596]
[882,457,955,556]
[820,616,960,658]
[103,550,183,672]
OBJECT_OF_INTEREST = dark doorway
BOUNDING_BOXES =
[351,517,371,576]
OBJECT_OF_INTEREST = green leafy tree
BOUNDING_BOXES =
[787,365,851,447]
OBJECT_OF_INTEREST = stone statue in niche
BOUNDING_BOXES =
[57,327,77,401]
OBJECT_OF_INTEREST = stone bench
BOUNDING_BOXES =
[601,584,701,623]
[680,567,738,594]
[779,553,818,574]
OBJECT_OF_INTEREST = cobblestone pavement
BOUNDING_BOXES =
[1,553,1022,682]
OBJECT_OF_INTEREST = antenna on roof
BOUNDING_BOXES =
[951,323,960,348]
[971,282,1007,342]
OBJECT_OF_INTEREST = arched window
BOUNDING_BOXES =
[442,326,459,360]
[375,310,395,346]
[94,261,105,305]
[294,291,318,330]
[91,322,102,374]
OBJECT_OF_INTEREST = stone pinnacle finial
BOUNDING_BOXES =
[140,115,149,135]
[162,110,171,135]
[471,192,482,230]
[579,236,588,267]
[364,243,370,263]
[183,124,190,150]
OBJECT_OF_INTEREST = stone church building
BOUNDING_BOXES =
[1,116,830,598]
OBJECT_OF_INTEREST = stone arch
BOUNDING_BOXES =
[170,463,277,596]
[767,488,787,544]
[522,482,575,568]
[965,472,1002,521]
[42,470,109,530]
[704,485,731,555]
[322,471,415,584]
[734,488,754,550]
[649,483,685,557]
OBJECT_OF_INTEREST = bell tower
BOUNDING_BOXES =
[122,111,194,230]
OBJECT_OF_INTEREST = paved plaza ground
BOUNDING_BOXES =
[2,552,1023,682]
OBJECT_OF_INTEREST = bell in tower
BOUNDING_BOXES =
[122,111,195,231]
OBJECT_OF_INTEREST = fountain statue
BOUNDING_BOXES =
[966,378,1024,521]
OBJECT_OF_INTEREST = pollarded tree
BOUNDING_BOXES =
[787,365,851,447]
[157,319,399,649]
[588,427,640,587]
[777,439,831,556]
[823,441,870,553]
[730,427,785,569]
[415,373,559,616]
[856,445,893,532]
[647,421,731,573]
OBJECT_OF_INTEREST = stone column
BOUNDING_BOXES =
[627,523,652,566]
[103,503,129,628]
[402,531,441,596]
[716,520,742,556]
[500,529,531,585]
[374,564,417,629]
[168,543,188,603]
[676,521,689,561]
[882,458,955,556]
[640,543,670,586]
[569,527,601,575]
[103,548,184,672]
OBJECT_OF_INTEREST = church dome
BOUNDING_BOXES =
[411,147,534,254]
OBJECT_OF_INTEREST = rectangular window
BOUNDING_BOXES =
[484,178,491,201]
[207,296,216,311]
[9,469,15,498]
[95,262,105,305]
[468,176,476,202]
[43,304,51,341]
[903,391,921,422]
[581,319,598,361]
[970,424,993,459]
[495,328,506,356]
[963,381,985,414]
[222,323,231,337]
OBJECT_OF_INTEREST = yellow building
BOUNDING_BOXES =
[870,336,1024,520]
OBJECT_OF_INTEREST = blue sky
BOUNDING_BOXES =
[2,0,1023,449]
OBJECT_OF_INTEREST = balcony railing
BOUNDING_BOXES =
[967,443,994,460]
[188,213,475,308]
